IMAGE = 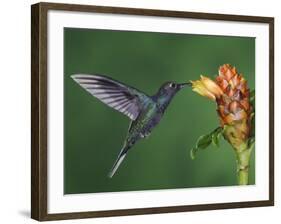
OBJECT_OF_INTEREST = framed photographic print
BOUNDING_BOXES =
[31,2,274,221]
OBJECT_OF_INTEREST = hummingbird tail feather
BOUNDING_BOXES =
[108,145,130,178]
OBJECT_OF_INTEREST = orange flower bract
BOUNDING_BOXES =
[191,64,252,149]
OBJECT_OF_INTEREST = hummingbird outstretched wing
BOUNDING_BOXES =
[71,74,150,120]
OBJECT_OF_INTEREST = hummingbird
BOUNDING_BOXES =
[71,74,190,178]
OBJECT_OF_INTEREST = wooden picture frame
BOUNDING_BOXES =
[31,2,274,221]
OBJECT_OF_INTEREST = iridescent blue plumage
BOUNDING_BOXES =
[72,74,189,177]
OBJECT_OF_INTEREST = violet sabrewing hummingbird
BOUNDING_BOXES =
[71,74,190,177]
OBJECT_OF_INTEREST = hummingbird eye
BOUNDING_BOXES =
[169,83,176,88]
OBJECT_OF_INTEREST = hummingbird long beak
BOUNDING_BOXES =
[179,82,192,89]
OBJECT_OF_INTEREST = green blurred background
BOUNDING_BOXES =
[64,28,255,194]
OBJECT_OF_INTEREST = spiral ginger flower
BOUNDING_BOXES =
[191,64,254,185]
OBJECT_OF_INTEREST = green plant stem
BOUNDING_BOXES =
[235,143,253,185]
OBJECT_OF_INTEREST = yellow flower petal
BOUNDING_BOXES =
[200,75,223,97]
[191,80,216,100]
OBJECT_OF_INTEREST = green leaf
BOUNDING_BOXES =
[249,89,255,138]
[250,112,255,137]
[211,128,223,148]
[189,127,224,159]
[212,134,219,147]
[196,134,212,149]
[250,89,255,99]
[250,89,255,108]
[190,147,197,160]
[247,137,255,151]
